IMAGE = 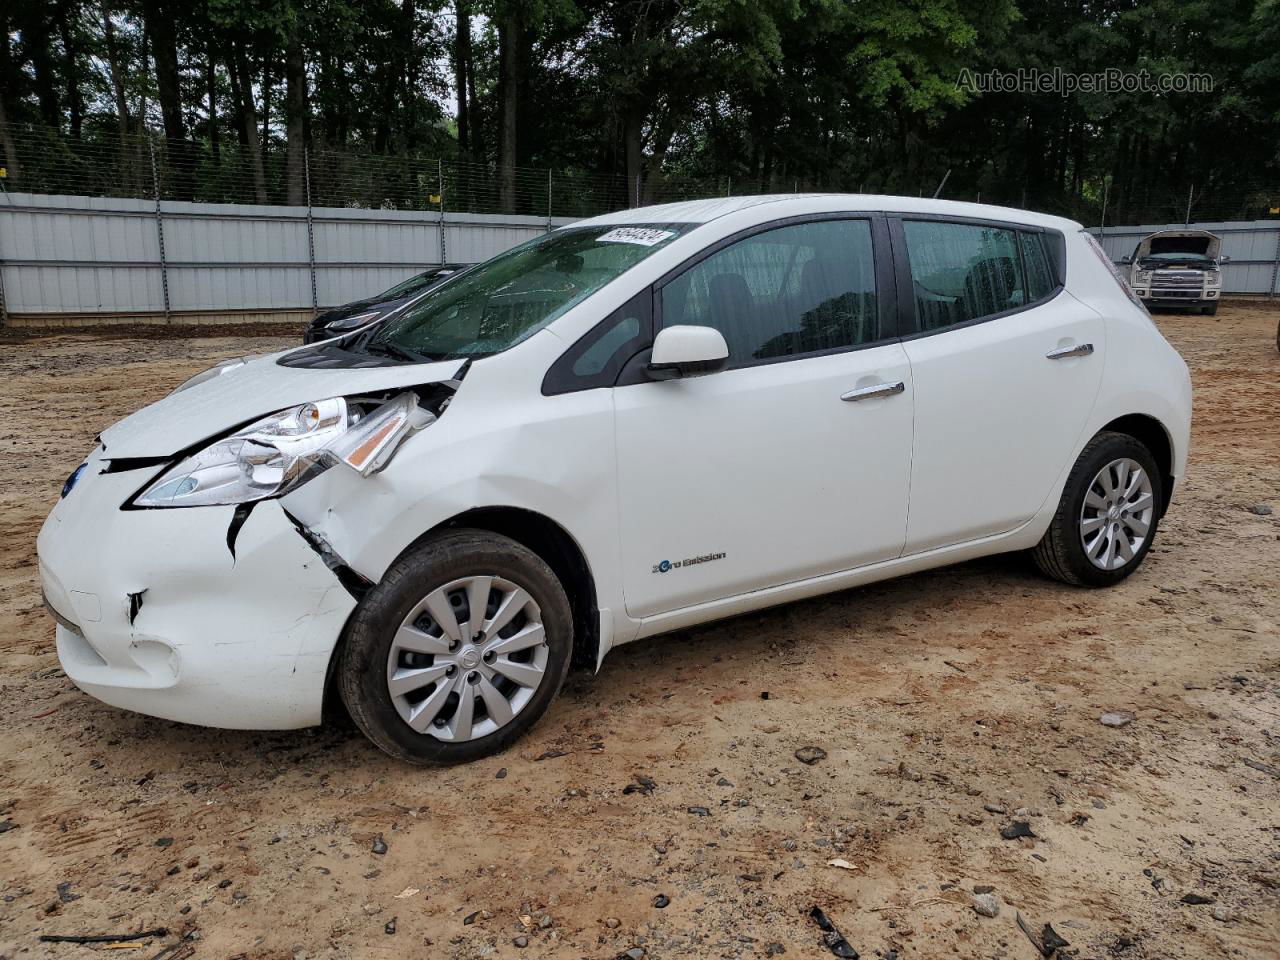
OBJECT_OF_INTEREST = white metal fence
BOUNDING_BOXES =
[4,193,1278,325]
[0,191,574,323]
[1091,221,1280,296]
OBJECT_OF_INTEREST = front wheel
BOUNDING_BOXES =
[1032,432,1163,587]
[338,529,573,765]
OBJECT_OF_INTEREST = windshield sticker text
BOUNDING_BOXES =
[598,227,676,247]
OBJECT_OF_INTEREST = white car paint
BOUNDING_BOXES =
[37,194,1192,732]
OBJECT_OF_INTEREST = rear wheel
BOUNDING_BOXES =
[338,529,573,765]
[1033,431,1163,587]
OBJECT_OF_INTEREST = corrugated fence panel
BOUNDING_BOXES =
[0,191,576,318]
[1091,221,1280,295]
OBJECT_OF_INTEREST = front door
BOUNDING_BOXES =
[613,217,914,619]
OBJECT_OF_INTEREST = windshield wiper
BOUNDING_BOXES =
[365,341,432,363]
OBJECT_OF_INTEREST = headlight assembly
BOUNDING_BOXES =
[132,393,432,508]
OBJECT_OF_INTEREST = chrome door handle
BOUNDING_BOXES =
[841,380,906,402]
[1046,343,1094,360]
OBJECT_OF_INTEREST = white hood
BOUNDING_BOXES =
[1134,230,1222,261]
[100,350,466,457]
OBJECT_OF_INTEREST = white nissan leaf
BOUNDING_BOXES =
[38,196,1192,764]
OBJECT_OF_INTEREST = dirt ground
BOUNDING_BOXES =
[0,305,1277,960]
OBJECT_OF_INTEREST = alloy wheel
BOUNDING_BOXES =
[385,575,548,741]
[1079,457,1155,571]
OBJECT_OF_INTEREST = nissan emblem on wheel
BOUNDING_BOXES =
[37,195,1191,765]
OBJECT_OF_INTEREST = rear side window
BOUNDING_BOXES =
[661,219,878,368]
[903,221,1023,330]
[1020,232,1055,301]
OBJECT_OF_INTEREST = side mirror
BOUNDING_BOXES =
[1119,256,1132,265]
[647,325,729,380]
[1219,255,1231,263]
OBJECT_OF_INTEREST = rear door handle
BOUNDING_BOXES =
[1046,343,1094,360]
[841,381,906,402]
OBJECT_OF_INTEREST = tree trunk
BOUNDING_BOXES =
[454,0,471,157]
[0,9,20,181]
[29,16,62,129]
[496,12,521,213]
[260,50,272,159]
[0,97,20,183]
[56,2,83,140]
[101,5,132,140]
[205,36,219,162]
[144,0,190,199]
[228,39,268,203]
[623,107,643,206]
[285,33,307,206]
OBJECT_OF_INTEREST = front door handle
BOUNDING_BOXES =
[841,381,906,402]
[1046,343,1094,360]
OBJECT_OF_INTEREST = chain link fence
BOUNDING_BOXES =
[3,124,1279,226]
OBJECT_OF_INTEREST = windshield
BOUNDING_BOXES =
[379,271,445,299]
[363,224,688,361]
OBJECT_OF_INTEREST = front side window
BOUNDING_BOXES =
[904,221,1023,331]
[661,219,878,368]
[364,224,687,361]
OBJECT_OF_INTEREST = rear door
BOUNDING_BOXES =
[893,217,1104,553]
[612,216,915,618]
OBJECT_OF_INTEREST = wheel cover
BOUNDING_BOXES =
[385,575,549,742]
[1079,457,1155,571]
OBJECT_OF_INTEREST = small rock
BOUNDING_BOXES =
[1211,904,1232,922]
[973,884,995,894]
[513,936,528,948]
[166,865,180,876]
[604,917,621,929]
[1181,892,1215,905]
[155,837,174,848]
[621,949,645,960]
[765,944,786,957]
[1000,821,1036,840]
[538,915,553,929]
[983,803,1006,815]
[0,820,16,833]
[384,918,396,935]
[1247,503,1273,516]
[371,835,388,855]
[232,890,247,901]
[495,768,507,779]
[795,746,827,765]
[652,894,670,908]
[623,776,657,796]
[971,893,1000,918]
[55,882,80,903]
[217,878,232,889]
[687,806,710,817]
[1100,711,1134,728]
[716,777,733,787]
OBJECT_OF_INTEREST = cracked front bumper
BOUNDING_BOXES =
[37,450,357,729]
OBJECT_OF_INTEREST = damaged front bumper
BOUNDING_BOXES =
[37,447,358,730]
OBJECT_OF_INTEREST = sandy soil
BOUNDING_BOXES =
[0,306,1277,960]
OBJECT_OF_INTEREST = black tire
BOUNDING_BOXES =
[338,529,573,765]
[1032,431,1163,588]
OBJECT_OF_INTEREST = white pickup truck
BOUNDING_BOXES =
[1121,229,1225,315]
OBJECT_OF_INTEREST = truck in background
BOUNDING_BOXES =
[1121,229,1226,316]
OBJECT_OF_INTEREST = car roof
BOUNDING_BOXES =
[572,194,1081,232]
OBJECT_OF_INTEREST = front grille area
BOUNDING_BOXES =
[1150,271,1204,289]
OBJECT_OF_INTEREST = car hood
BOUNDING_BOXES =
[1134,230,1221,260]
[99,349,466,458]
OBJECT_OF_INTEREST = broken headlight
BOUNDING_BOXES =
[133,393,433,508]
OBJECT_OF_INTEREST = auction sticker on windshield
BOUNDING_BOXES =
[596,227,676,246]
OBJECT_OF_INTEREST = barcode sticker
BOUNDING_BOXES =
[596,227,675,247]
